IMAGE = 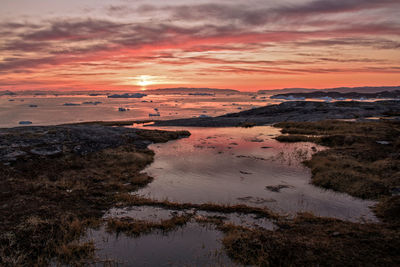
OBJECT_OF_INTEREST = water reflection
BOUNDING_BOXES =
[138,126,377,222]
[86,223,238,267]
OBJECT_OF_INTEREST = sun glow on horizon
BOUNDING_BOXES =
[137,76,152,87]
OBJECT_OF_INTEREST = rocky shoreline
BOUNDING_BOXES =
[0,125,190,164]
[271,90,400,100]
[153,100,400,127]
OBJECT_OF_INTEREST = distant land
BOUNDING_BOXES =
[258,86,400,94]
[145,87,240,94]
[153,100,400,127]
[271,90,400,100]
[0,87,240,96]
[1,86,400,97]
[0,90,112,96]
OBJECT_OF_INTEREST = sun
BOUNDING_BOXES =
[137,76,152,87]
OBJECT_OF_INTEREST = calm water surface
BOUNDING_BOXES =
[139,126,377,221]
[0,93,272,127]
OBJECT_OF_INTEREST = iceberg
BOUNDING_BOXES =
[82,101,102,105]
[199,114,211,118]
[19,121,32,125]
[63,103,80,106]
[108,93,147,98]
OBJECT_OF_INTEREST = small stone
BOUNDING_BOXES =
[376,141,390,145]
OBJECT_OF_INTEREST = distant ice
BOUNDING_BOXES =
[63,103,80,106]
[19,121,32,125]
[82,101,102,105]
[108,93,147,98]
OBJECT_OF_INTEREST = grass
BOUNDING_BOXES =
[134,129,191,143]
[106,215,191,236]
[3,119,399,265]
[115,194,279,219]
[221,213,400,266]
[275,120,400,202]
[0,127,189,265]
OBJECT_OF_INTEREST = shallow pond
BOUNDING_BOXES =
[88,125,377,266]
[138,126,376,221]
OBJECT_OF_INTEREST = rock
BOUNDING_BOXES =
[108,93,147,98]
[63,103,80,106]
[4,150,27,161]
[82,101,102,105]
[153,100,400,127]
[30,146,62,156]
[376,141,390,145]
[265,184,293,192]
[19,121,32,125]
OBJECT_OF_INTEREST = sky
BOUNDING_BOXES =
[0,0,399,91]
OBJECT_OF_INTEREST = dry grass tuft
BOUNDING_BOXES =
[115,194,279,219]
[106,215,191,236]
[222,214,400,266]
[275,120,400,202]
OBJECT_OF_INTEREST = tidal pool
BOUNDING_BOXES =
[88,125,377,266]
[138,126,377,222]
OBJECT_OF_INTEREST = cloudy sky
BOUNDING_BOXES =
[0,0,399,91]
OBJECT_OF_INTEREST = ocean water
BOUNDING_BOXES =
[0,93,274,128]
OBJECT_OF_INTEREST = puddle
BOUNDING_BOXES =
[137,126,377,222]
[87,205,274,266]
[85,222,238,266]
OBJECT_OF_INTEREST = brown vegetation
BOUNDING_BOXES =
[239,121,256,128]
[115,194,279,219]
[106,215,191,236]
[275,120,400,201]
[0,127,188,265]
[222,213,400,266]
